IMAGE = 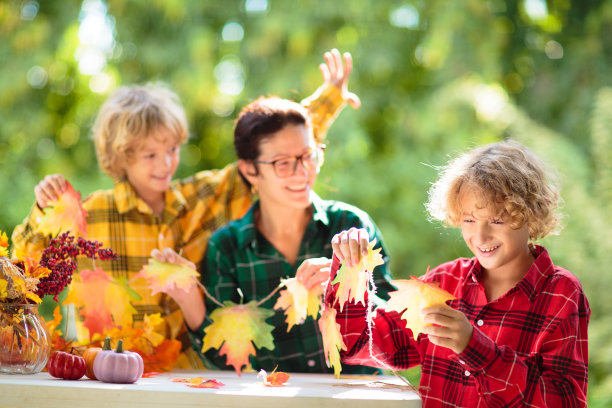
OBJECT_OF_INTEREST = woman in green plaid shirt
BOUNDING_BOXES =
[185,95,395,374]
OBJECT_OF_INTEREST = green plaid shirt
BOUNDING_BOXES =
[190,193,395,374]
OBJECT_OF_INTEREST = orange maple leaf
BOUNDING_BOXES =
[141,339,181,373]
[133,259,199,296]
[331,240,384,311]
[63,267,138,339]
[274,278,321,332]
[258,367,290,387]
[42,305,73,352]
[38,181,88,237]
[318,307,347,378]
[384,276,456,340]
[202,300,275,376]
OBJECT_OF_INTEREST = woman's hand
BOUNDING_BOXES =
[331,227,369,267]
[320,48,361,109]
[151,247,205,331]
[151,248,198,296]
[421,305,474,354]
[295,257,331,292]
[35,174,68,209]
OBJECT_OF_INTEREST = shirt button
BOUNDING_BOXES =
[459,360,465,365]
[464,370,471,377]
[471,275,477,283]
[307,360,315,367]
[477,319,484,327]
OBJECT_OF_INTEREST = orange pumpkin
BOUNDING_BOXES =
[83,337,111,380]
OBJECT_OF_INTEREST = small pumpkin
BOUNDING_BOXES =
[83,337,111,379]
[93,339,144,384]
[47,349,86,380]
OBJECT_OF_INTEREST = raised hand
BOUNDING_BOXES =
[319,48,361,109]
[34,174,68,209]
[331,227,369,267]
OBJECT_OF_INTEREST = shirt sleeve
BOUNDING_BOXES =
[10,203,51,257]
[300,83,345,144]
[454,281,590,407]
[324,255,424,371]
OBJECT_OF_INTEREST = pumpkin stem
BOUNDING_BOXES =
[103,336,112,350]
[116,339,124,353]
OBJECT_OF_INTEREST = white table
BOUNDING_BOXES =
[0,369,421,408]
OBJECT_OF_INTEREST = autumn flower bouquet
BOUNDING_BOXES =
[0,230,116,374]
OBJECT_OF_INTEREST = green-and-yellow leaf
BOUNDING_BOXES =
[202,300,275,376]
[133,259,199,296]
[331,240,384,311]
[274,278,321,332]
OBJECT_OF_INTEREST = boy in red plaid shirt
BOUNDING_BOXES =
[328,140,590,407]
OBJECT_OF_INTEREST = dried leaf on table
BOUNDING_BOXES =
[188,379,225,389]
[258,367,290,387]
[202,300,275,376]
[384,276,456,339]
[38,181,88,237]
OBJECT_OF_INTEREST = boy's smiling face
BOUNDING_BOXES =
[459,187,532,279]
[124,127,181,206]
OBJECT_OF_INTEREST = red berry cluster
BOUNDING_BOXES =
[36,232,117,301]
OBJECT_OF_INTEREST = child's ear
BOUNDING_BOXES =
[238,159,258,186]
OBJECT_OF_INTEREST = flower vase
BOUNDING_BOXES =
[0,302,51,374]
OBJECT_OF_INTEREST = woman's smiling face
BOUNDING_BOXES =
[252,123,319,211]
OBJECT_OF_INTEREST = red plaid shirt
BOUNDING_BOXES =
[326,245,590,407]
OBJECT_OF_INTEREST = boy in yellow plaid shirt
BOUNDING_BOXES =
[12,49,360,369]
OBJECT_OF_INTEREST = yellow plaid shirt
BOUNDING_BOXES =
[11,84,346,367]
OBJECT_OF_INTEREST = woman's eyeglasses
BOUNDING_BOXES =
[255,145,325,178]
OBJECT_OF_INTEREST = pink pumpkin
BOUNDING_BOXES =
[93,339,144,384]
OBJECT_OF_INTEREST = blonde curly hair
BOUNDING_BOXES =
[426,140,561,241]
[93,83,188,181]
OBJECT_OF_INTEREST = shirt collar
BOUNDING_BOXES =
[113,179,188,221]
[514,244,555,301]
[236,192,329,250]
[468,244,555,302]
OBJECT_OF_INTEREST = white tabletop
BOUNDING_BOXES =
[0,369,421,408]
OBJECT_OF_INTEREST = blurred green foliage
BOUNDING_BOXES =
[1,0,611,404]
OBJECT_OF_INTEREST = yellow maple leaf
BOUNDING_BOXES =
[0,231,8,257]
[273,278,321,332]
[63,267,138,339]
[318,307,347,378]
[143,313,165,347]
[202,300,275,376]
[331,240,384,311]
[38,181,88,237]
[0,279,7,299]
[384,276,456,340]
[133,259,200,296]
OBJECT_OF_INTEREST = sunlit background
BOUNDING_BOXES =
[1,0,611,404]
